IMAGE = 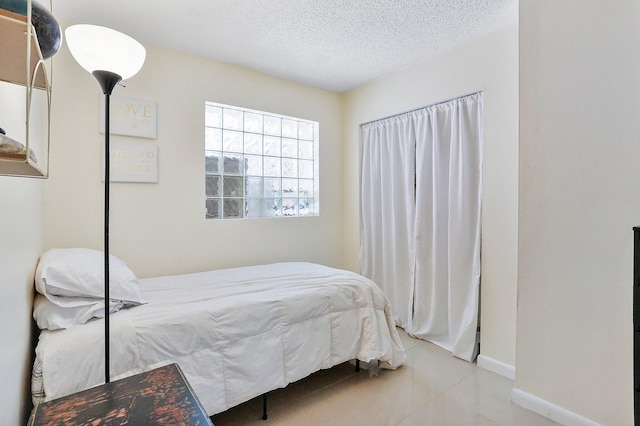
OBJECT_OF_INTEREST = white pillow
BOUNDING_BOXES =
[33,294,125,330]
[35,248,146,307]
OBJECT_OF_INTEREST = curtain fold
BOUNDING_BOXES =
[360,93,483,361]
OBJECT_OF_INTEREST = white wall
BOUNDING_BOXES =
[45,42,343,278]
[0,177,43,425]
[342,25,518,368]
[517,1,640,424]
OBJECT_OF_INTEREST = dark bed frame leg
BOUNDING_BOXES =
[260,361,358,421]
[262,393,268,420]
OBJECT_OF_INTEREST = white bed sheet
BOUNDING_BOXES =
[33,262,405,415]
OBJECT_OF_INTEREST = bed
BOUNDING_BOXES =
[31,248,406,417]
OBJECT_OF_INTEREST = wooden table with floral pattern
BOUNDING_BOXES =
[29,363,213,425]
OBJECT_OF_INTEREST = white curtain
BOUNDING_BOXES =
[360,93,482,361]
[360,115,416,328]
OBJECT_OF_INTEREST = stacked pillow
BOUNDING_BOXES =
[33,248,147,330]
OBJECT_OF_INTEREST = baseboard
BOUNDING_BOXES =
[511,388,601,426]
[476,355,515,380]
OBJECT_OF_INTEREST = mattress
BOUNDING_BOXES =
[32,262,405,415]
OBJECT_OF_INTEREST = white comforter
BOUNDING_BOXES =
[34,262,405,415]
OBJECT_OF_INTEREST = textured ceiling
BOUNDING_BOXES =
[52,0,517,93]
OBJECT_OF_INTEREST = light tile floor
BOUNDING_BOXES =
[210,329,558,425]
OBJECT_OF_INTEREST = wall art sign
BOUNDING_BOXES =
[100,95,157,139]
[101,140,158,183]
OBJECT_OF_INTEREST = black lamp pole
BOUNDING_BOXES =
[93,70,122,384]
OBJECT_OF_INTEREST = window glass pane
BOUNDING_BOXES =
[223,108,243,130]
[205,151,221,173]
[282,198,298,216]
[282,138,297,158]
[282,119,298,138]
[264,156,281,177]
[244,133,262,155]
[223,153,243,174]
[244,112,263,133]
[264,198,281,217]
[205,128,222,151]
[246,177,263,197]
[206,198,221,219]
[282,158,298,178]
[299,122,314,140]
[264,115,281,136]
[282,178,298,197]
[223,198,243,218]
[299,198,312,216]
[206,175,221,197]
[264,178,281,197]
[205,105,222,128]
[299,160,314,179]
[299,179,313,198]
[264,136,281,157]
[223,176,243,197]
[299,141,313,160]
[223,130,243,153]
[245,155,263,176]
[245,199,263,218]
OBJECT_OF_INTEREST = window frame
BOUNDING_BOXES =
[204,102,320,220]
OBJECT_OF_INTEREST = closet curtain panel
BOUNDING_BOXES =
[360,115,416,328]
[360,93,482,361]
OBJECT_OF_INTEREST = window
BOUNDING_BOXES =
[205,102,319,219]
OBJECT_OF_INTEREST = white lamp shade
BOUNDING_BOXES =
[65,25,146,80]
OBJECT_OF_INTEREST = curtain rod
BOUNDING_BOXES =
[360,91,483,127]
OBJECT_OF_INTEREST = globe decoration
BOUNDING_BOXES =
[0,0,61,59]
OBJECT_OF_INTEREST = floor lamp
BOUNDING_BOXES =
[65,24,146,383]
